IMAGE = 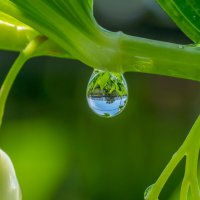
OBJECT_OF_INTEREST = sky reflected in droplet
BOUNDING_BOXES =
[87,70,128,118]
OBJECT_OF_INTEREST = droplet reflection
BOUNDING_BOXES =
[87,69,128,118]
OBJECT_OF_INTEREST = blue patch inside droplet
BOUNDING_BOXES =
[86,70,128,118]
[87,96,128,117]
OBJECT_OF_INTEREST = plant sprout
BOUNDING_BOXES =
[0,0,200,199]
[0,149,21,200]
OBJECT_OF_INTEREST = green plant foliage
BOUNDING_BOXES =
[0,0,200,200]
[157,0,200,43]
[0,120,69,200]
[0,11,38,51]
[2,0,200,80]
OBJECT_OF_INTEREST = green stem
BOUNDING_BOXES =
[119,35,200,81]
[145,146,185,200]
[186,148,200,199]
[146,116,200,200]
[180,178,190,200]
[0,36,46,127]
[180,147,200,200]
[2,18,200,82]
[2,2,200,81]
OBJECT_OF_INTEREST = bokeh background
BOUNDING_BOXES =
[0,0,199,199]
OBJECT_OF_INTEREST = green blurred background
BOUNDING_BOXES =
[0,0,200,199]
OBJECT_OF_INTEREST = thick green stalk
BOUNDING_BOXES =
[1,1,200,82]
[119,36,200,81]
[1,18,200,81]
[0,36,46,127]
[157,0,200,43]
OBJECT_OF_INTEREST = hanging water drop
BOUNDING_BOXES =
[144,184,157,200]
[86,69,128,118]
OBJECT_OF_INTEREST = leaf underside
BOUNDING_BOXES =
[157,0,200,43]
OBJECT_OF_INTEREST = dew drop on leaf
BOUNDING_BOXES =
[144,184,157,200]
[86,69,128,118]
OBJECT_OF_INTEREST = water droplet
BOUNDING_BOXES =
[86,69,128,118]
[178,45,184,49]
[144,185,154,199]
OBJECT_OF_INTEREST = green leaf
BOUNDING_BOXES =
[157,0,200,43]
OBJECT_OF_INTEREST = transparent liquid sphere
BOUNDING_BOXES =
[87,69,128,118]
[144,185,153,199]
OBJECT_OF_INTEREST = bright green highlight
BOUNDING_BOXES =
[0,36,47,127]
[0,12,71,58]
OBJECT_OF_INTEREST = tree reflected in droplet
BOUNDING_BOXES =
[87,70,128,118]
